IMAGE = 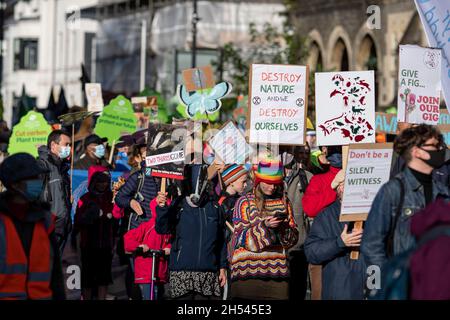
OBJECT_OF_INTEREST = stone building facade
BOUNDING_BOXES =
[292,0,427,109]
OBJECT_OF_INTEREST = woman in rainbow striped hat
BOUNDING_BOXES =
[230,157,299,300]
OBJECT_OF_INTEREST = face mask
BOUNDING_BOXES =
[59,146,71,159]
[118,152,128,160]
[94,145,105,158]
[421,148,446,169]
[22,179,44,202]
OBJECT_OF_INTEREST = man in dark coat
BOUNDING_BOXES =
[74,134,110,170]
[37,130,72,254]
[304,170,366,300]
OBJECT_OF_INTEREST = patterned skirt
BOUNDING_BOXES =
[169,271,221,298]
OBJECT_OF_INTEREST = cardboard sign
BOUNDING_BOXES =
[248,64,308,145]
[315,71,376,146]
[208,121,254,164]
[182,65,216,92]
[145,123,187,180]
[8,111,52,157]
[85,83,104,112]
[94,95,137,143]
[340,143,394,222]
[375,112,398,134]
[397,45,442,125]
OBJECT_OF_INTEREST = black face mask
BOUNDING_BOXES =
[421,148,446,169]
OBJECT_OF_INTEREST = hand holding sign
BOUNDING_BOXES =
[340,224,363,247]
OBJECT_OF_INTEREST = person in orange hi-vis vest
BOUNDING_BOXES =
[0,153,65,300]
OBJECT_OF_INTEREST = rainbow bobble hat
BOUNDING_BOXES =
[254,158,284,186]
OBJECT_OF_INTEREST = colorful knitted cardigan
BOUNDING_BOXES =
[231,193,299,281]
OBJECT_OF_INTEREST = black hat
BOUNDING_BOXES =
[84,134,107,147]
[0,153,49,186]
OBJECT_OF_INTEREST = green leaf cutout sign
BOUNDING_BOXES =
[94,95,137,143]
[8,111,52,157]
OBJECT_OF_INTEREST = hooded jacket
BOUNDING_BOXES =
[37,146,71,238]
[304,201,366,300]
[74,166,114,250]
[302,166,341,218]
[124,198,172,284]
[114,165,158,230]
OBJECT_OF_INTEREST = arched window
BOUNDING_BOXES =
[331,38,349,71]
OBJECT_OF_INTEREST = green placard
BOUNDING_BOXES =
[8,110,52,157]
[94,95,137,143]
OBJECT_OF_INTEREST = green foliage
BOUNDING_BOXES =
[216,20,309,96]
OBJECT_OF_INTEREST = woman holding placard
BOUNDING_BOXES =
[230,158,299,300]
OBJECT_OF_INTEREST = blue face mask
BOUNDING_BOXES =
[23,179,44,201]
[94,145,105,158]
[59,146,71,159]
[118,151,128,160]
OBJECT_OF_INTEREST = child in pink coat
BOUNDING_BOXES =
[124,198,172,300]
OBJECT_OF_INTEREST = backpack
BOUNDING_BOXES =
[372,224,450,300]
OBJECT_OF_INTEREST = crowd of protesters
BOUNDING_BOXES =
[0,118,448,301]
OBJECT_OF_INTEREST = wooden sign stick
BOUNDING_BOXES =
[70,123,75,203]
[108,140,116,164]
[160,177,166,193]
[350,221,364,260]
[341,145,363,260]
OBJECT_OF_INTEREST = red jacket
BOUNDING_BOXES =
[124,198,172,284]
[74,166,114,249]
[302,166,340,218]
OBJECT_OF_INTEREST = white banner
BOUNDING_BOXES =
[248,64,308,145]
[397,45,442,125]
[415,0,450,114]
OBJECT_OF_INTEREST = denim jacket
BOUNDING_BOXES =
[361,167,449,270]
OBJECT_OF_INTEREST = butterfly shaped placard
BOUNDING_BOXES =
[177,82,232,119]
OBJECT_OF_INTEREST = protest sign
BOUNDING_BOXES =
[375,110,450,145]
[340,143,393,222]
[375,112,398,134]
[8,111,52,157]
[208,121,254,164]
[248,64,308,145]
[146,123,187,180]
[415,0,450,114]
[315,71,376,146]
[397,45,442,125]
[177,82,232,119]
[85,83,104,113]
[132,96,158,129]
[94,95,137,143]
[182,65,216,92]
